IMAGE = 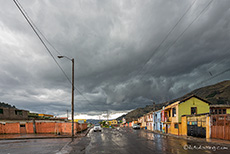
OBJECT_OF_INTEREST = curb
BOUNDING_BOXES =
[145,129,230,146]
[84,127,91,136]
[0,136,79,140]
[59,128,91,154]
[0,128,91,140]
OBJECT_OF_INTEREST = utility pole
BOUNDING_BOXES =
[58,56,75,139]
[71,58,74,138]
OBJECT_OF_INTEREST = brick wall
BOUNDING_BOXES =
[0,121,88,135]
[76,123,87,132]
[26,122,34,134]
[1,123,20,134]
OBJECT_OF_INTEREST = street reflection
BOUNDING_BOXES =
[86,128,230,154]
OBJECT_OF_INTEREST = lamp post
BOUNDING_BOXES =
[57,55,75,138]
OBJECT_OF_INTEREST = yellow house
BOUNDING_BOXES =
[74,119,86,123]
[38,114,54,119]
[162,95,210,135]
[111,120,118,125]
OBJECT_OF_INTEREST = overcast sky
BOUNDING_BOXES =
[0,0,230,119]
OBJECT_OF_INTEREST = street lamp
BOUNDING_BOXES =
[58,55,75,138]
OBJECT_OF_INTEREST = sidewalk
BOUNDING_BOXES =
[0,129,90,140]
[149,129,230,146]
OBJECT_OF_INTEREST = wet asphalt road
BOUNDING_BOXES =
[0,138,72,154]
[82,127,230,154]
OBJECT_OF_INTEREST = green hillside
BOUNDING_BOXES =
[117,80,230,122]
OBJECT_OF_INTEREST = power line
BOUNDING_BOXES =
[148,0,214,67]
[123,0,214,104]
[13,0,102,112]
[197,67,230,86]
[131,0,197,80]
[14,0,62,56]
[122,0,198,100]
[140,0,214,78]
[138,0,212,88]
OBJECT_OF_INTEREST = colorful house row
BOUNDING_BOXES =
[136,95,230,140]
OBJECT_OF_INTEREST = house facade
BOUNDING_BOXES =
[153,109,162,132]
[209,104,230,114]
[138,116,146,129]
[111,120,118,126]
[161,95,210,135]
[0,107,29,120]
[146,112,153,131]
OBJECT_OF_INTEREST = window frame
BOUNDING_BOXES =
[172,107,176,117]
[191,107,197,115]
[0,108,3,114]
[174,123,178,129]
[223,109,226,114]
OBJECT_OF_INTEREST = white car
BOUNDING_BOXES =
[93,124,102,132]
[132,124,140,129]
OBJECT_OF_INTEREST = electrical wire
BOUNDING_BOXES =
[13,0,102,112]
[131,0,197,80]
[196,67,230,86]
[142,0,214,78]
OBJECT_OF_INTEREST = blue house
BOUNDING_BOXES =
[153,109,163,132]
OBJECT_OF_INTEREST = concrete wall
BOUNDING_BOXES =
[0,107,29,120]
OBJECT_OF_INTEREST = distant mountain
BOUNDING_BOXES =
[0,102,16,108]
[86,119,103,124]
[117,80,230,122]
[167,80,230,105]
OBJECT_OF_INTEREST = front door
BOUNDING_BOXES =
[20,124,26,134]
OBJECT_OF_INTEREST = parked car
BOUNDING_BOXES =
[132,124,140,129]
[93,124,102,132]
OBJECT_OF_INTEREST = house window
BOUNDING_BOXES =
[210,109,214,114]
[169,110,171,117]
[0,109,3,114]
[223,109,226,114]
[215,109,218,114]
[191,107,197,115]
[20,124,25,127]
[172,108,176,117]
[174,123,178,129]
[218,109,222,114]
[15,110,23,116]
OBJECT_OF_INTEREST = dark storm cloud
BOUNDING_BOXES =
[0,0,230,117]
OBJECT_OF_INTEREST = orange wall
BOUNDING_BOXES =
[0,121,88,135]
[36,122,57,134]
[76,123,87,132]
[4,123,20,134]
[26,123,34,134]
[170,123,179,135]
[0,123,5,134]
[181,116,187,136]
[206,116,210,139]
